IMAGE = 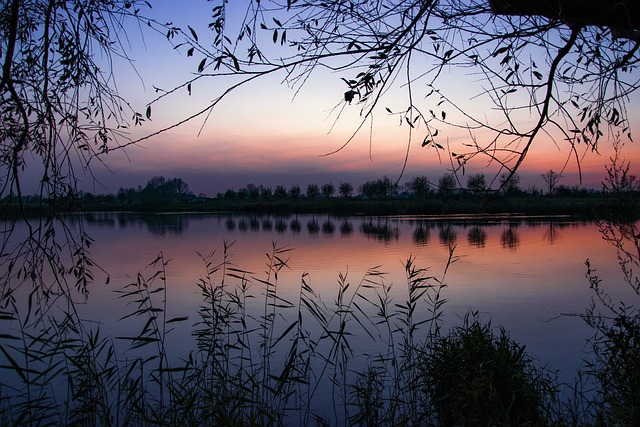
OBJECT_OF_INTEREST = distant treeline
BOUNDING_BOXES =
[210,172,596,201]
[4,172,639,219]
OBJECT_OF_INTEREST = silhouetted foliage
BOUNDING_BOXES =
[360,177,397,199]
[260,185,273,200]
[407,176,433,199]
[438,174,457,197]
[466,173,487,193]
[542,170,563,195]
[425,316,557,426]
[141,176,192,203]
[338,182,354,198]
[224,188,237,200]
[581,146,640,425]
[321,183,335,198]
[306,183,320,199]
[289,184,301,199]
[500,172,522,195]
[274,185,288,199]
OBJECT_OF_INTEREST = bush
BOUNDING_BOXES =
[424,315,557,426]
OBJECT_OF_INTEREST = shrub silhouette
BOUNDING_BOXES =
[425,316,554,426]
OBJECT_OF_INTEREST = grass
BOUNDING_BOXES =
[0,228,638,426]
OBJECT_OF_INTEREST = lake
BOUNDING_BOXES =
[70,214,625,373]
[1,212,633,422]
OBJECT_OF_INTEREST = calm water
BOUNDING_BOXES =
[3,212,633,396]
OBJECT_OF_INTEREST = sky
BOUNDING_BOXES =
[76,1,640,196]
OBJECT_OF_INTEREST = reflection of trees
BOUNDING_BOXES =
[250,217,260,231]
[117,213,129,228]
[501,227,520,251]
[340,220,354,236]
[543,222,561,244]
[361,219,399,243]
[322,220,335,235]
[262,218,273,232]
[468,226,487,248]
[438,224,457,246]
[275,218,287,234]
[413,222,430,246]
[238,218,248,232]
[145,215,188,236]
[225,217,236,231]
[307,219,320,235]
[81,212,191,235]
[82,212,116,228]
[290,219,302,234]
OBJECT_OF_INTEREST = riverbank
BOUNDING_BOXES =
[4,192,638,220]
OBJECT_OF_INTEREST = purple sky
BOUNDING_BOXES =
[60,1,640,196]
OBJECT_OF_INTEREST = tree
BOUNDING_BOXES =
[237,187,249,200]
[141,176,191,202]
[438,174,457,196]
[223,188,237,200]
[489,0,640,37]
[289,184,301,199]
[339,182,354,198]
[541,170,563,195]
[321,183,335,198]
[407,176,433,199]
[467,173,487,193]
[259,185,272,200]
[0,1,163,316]
[360,177,397,199]
[500,172,521,195]
[1,1,154,207]
[306,183,320,199]
[274,185,288,199]
[246,183,260,201]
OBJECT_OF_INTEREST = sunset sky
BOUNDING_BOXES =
[76,1,640,196]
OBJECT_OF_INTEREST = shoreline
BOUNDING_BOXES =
[3,192,635,220]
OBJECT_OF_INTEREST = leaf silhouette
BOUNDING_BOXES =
[188,25,198,42]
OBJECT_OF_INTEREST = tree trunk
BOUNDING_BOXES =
[489,0,640,39]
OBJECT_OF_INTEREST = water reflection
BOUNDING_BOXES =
[501,227,520,251]
[290,218,302,234]
[468,226,487,248]
[8,213,617,421]
[340,220,354,236]
[307,219,320,235]
[438,223,457,246]
[361,218,399,242]
[225,217,236,231]
[76,212,594,252]
[413,221,431,246]
[322,220,335,235]
[81,212,189,235]
[543,222,561,244]
[275,218,287,234]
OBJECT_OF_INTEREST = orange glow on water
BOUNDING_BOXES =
[7,213,631,387]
